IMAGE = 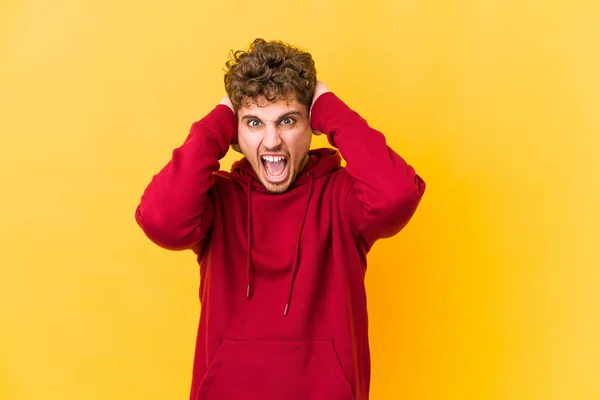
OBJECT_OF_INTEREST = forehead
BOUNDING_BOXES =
[238,96,307,120]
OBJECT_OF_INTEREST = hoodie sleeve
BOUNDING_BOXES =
[135,105,237,251]
[310,92,426,248]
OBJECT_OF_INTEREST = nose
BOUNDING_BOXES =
[262,123,282,149]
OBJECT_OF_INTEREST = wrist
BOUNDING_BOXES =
[310,92,352,133]
[197,104,238,147]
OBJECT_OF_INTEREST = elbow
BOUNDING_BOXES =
[135,206,199,251]
[378,174,426,235]
[393,173,426,218]
[409,173,426,203]
[351,173,426,244]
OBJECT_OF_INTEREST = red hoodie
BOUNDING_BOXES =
[135,92,425,400]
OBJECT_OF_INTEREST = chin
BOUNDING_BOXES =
[261,178,292,194]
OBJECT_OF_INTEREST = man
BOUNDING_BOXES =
[135,38,426,400]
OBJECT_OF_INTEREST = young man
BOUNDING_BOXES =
[135,38,426,400]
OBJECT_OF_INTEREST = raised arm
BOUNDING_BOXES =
[310,84,425,249]
[135,98,237,251]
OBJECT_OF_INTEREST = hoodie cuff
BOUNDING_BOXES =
[196,104,238,146]
[310,92,354,134]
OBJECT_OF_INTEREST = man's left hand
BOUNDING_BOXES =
[310,81,330,136]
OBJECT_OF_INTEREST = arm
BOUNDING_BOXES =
[310,84,426,249]
[135,98,237,251]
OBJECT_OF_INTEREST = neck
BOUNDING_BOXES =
[299,153,310,172]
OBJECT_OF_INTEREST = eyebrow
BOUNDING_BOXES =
[241,110,303,121]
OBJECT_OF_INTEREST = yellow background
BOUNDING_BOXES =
[1,0,599,399]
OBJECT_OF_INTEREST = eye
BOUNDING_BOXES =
[280,117,294,125]
[248,119,261,128]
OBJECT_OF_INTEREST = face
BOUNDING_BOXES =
[237,95,313,193]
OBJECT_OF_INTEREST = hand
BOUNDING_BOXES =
[220,95,234,112]
[219,95,242,152]
[310,81,329,113]
[310,81,329,136]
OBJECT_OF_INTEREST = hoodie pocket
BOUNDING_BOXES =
[197,339,354,400]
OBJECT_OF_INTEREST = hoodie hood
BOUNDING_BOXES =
[227,148,342,315]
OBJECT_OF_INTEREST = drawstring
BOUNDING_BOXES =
[284,172,314,316]
[246,179,253,299]
[243,172,315,316]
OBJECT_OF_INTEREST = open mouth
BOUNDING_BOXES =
[260,154,289,183]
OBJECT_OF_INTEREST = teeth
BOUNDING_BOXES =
[262,155,285,162]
